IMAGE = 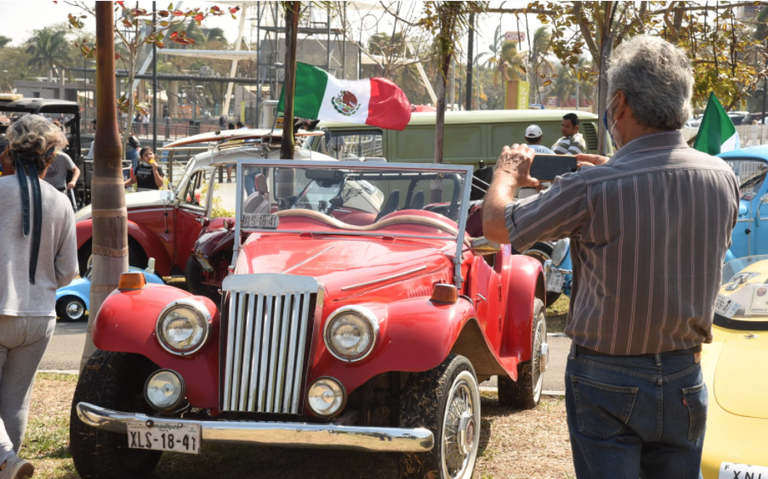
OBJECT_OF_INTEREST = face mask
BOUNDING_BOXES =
[603,95,619,150]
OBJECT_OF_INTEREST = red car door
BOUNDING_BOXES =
[174,170,208,271]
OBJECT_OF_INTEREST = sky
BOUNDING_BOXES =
[0,1,546,62]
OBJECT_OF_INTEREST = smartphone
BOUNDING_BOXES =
[530,154,578,181]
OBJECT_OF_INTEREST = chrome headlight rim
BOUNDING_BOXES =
[306,376,347,418]
[143,368,186,412]
[155,298,211,356]
[551,238,570,267]
[323,305,380,362]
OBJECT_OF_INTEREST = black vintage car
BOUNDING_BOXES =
[0,97,87,205]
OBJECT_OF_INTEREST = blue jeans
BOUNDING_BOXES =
[565,345,707,479]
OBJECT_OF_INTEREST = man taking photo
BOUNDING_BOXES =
[483,35,739,479]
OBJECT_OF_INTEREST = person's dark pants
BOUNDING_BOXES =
[565,344,707,479]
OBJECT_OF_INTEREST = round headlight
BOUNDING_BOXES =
[323,306,379,362]
[307,377,345,417]
[144,369,185,411]
[156,299,211,355]
[551,238,570,267]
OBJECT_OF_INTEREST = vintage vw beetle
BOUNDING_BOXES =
[699,255,768,479]
[73,129,325,277]
[70,159,547,479]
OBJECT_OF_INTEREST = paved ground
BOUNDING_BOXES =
[40,321,572,394]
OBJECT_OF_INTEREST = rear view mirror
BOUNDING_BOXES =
[159,190,174,203]
[471,237,500,256]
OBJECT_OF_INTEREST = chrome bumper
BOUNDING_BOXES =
[76,402,434,453]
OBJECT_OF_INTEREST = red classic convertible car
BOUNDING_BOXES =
[70,160,548,479]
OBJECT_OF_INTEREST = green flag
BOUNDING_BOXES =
[694,92,740,155]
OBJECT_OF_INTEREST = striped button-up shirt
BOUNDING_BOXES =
[505,131,740,355]
[552,133,587,155]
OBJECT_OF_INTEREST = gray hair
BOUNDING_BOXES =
[607,35,693,130]
[7,114,68,172]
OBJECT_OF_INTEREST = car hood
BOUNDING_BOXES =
[235,235,452,299]
[75,190,171,221]
[713,336,768,419]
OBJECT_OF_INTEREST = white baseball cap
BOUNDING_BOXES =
[525,124,543,139]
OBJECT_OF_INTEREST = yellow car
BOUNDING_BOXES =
[701,255,768,479]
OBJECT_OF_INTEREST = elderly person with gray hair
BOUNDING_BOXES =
[0,115,78,479]
[482,35,739,478]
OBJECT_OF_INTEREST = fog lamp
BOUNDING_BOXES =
[144,369,185,412]
[307,377,345,417]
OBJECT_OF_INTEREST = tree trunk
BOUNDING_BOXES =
[431,39,451,203]
[278,1,300,202]
[280,1,300,161]
[81,3,128,371]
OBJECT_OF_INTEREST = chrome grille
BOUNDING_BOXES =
[221,274,320,414]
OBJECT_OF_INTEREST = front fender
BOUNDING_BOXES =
[501,254,545,362]
[93,284,220,408]
[126,222,173,275]
[76,218,173,276]
[308,297,486,394]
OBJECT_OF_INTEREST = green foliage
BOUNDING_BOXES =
[523,1,760,110]
[25,27,73,74]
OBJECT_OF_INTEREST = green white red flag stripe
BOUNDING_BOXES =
[694,92,740,155]
[278,62,411,131]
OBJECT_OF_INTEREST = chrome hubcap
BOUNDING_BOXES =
[532,313,547,400]
[66,301,85,320]
[457,411,475,455]
[442,376,479,479]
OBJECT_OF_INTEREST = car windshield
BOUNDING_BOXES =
[234,160,472,243]
[716,255,768,328]
[723,159,768,201]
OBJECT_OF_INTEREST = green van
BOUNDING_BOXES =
[307,109,600,165]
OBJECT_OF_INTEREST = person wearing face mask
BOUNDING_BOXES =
[482,35,739,479]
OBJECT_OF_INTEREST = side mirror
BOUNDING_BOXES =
[145,257,156,275]
[471,237,501,256]
[159,190,174,203]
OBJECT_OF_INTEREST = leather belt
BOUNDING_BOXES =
[573,343,701,358]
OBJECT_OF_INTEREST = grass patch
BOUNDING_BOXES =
[546,294,570,333]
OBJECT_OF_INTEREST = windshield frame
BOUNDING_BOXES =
[233,159,474,288]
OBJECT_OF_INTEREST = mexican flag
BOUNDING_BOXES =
[277,62,411,131]
[694,92,740,155]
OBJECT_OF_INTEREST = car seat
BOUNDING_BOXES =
[243,174,270,214]
[375,189,400,221]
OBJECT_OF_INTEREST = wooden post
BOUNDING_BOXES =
[81,3,128,371]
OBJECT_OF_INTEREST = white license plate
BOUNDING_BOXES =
[714,294,740,318]
[546,270,565,292]
[127,422,201,455]
[241,213,279,229]
[719,462,768,479]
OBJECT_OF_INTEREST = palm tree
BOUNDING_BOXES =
[529,27,554,103]
[205,27,227,44]
[25,27,72,76]
[475,26,526,86]
[0,36,11,48]
[552,63,577,107]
